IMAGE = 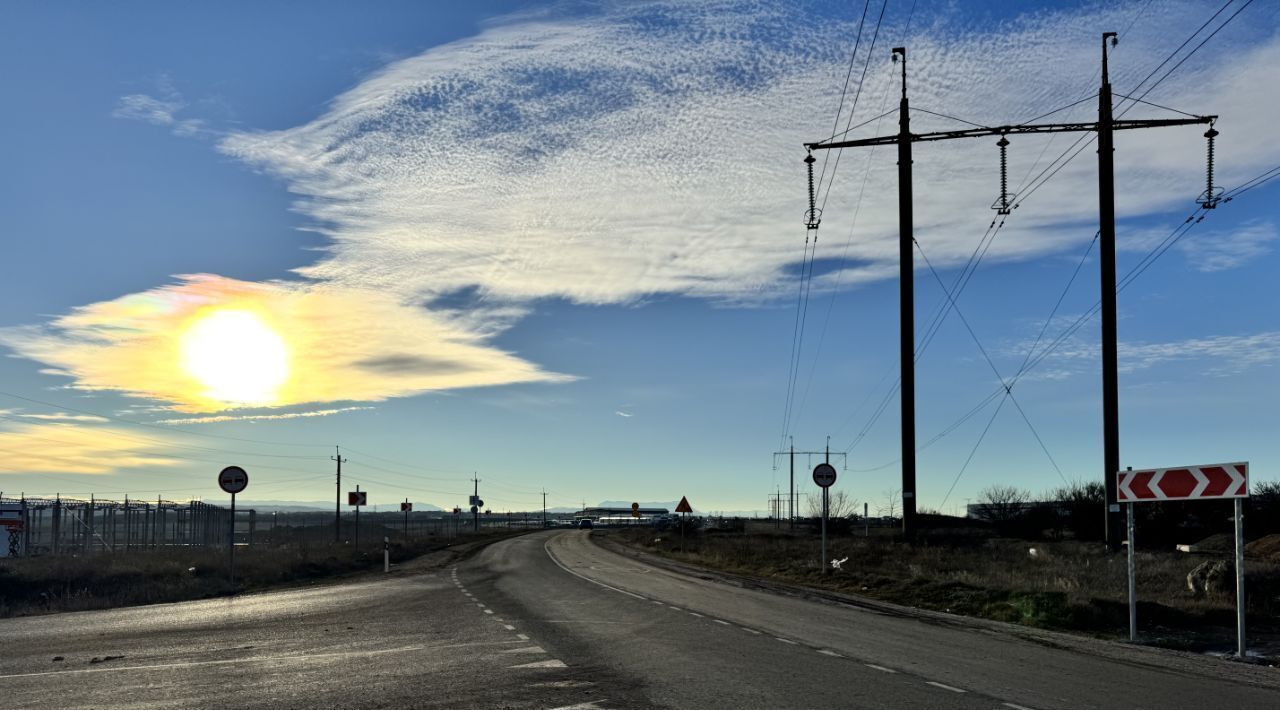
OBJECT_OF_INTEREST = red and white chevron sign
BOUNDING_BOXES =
[1117,462,1248,502]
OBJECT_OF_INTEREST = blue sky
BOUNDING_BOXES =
[0,0,1277,515]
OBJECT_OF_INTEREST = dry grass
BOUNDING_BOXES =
[617,528,1280,648]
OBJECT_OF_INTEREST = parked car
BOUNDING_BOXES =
[578,519,594,529]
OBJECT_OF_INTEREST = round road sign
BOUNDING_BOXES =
[812,463,837,488]
[218,465,249,494]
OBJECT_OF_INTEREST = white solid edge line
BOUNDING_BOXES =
[925,681,967,694]
[865,664,896,673]
[543,536,648,600]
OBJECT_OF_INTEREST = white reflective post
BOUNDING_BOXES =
[1127,500,1136,642]
[1235,497,1246,658]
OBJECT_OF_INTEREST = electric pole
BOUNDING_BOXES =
[773,442,847,522]
[804,34,1216,549]
[332,446,346,543]
[894,46,918,541]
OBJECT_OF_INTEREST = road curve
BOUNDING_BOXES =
[3,530,1278,709]
[459,529,1280,709]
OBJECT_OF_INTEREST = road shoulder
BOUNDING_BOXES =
[593,531,1280,689]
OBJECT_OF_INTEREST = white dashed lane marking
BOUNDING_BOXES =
[925,681,966,694]
[511,659,568,669]
[688,612,704,618]
[1003,704,1037,710]
[743,628,762,635]
[503,624,516,631]
[484,609,494,615]
[667,606,682,612]
[775,637,798,645]
[817,649,842,658]
[517,634,529,640]
[503,646,547,654]
[713,619,730,626]
[865,664,896,673]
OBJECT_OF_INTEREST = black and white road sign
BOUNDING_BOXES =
[348,491,367,506]
[218,466,249,494]
[812,463,837,488]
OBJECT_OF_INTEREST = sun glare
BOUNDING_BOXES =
[180,309,289,406]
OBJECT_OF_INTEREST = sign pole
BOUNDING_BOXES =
[1235,496,1246,658]
[355,485,361,550]
[229,492,236,586]
[404,498,409,540]
[821,486,828,574]
[217,466,248,587]
[384,535,390,573]
[1126,499,1136,642]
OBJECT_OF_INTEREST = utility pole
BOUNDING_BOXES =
[805,34,1216,549]
[773,442,847,521]
[542,489,547,528]
[332,446,346,543]
[894,46,918,541]
[1096,32,1123,551]
[789,439,795,528]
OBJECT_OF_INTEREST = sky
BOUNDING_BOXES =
[0,0,1277,515]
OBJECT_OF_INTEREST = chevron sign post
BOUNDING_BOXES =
[1118,461,1249,658]
[1117,462,1247,501]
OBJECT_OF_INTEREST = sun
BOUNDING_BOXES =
[179,309,289,406]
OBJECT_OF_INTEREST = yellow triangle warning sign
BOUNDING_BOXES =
[674,496,693,514]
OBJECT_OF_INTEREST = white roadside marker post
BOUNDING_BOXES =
[1235,497,1246,658]
[1127,500,1135,642]
[384,535,390,573]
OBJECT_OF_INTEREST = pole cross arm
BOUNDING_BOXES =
[806,115,1216,151]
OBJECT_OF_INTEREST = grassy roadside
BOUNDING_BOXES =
[609,527,1280,655]
[0,527,522,618]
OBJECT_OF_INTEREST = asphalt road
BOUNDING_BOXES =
[3,530,1279,709]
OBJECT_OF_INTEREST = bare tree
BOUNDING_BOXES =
[974,484,1031,523]
[877,488,901,519]
[807,490,859,518]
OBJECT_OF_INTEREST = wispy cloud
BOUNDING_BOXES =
[218,1,1280,308]
[17,412,110,423]
[1008,328,1280,378]
[615,410,633,418]
[112,77,210,137]
[1178,221,1276,272]
[0,423,176,474]
[154,405,374,425]
[0,275,570,413]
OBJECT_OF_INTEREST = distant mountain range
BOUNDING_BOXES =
[235,499,767,517]
[236,499,444,513]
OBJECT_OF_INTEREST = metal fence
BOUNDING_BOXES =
[1,496,243,557]
[1,496,572,558]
